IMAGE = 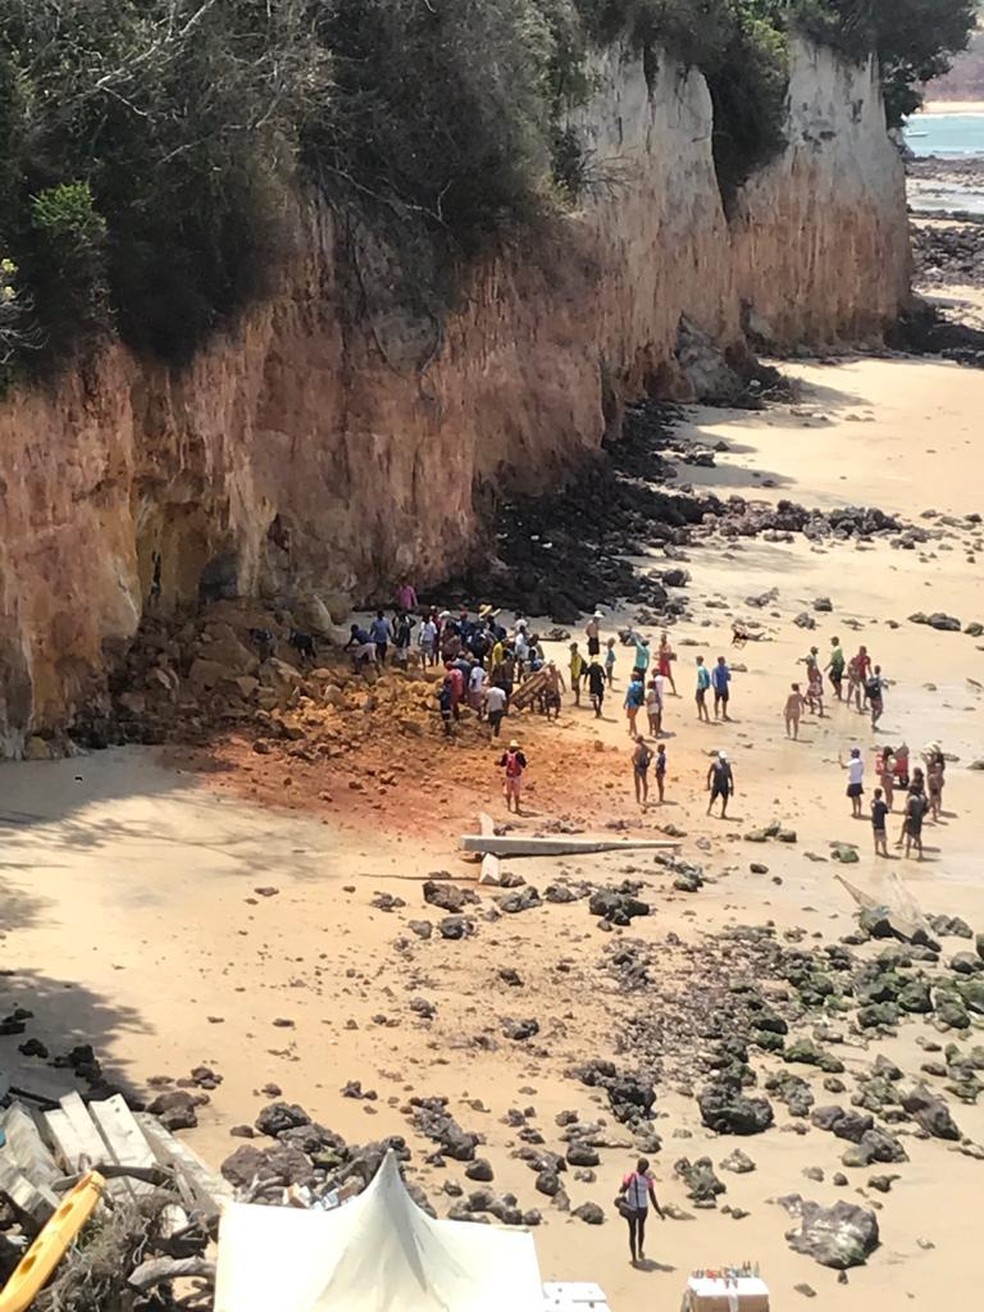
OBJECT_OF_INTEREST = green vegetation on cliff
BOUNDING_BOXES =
[0,0,973,377]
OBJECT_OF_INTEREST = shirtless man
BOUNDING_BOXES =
[657,632,677,696]
[585,611,603,659]
[543,661,565,721]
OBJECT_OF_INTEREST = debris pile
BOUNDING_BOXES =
[0,1091,227,1312]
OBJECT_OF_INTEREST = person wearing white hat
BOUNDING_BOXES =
[585,611,603,658]
[706,750,734,818]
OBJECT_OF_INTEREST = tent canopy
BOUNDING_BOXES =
[214,1150,544,1312]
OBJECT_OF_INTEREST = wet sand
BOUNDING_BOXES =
[2,355,984,1308]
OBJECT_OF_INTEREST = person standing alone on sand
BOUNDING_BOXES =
[695,655,711,723]
[500,740,527,814]
[927,750,945,822]
[842,746,865,818]
[784,683,806,739]
[618,1157,664,1267]
[706,751,734,818]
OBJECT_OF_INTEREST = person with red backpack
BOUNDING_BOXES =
[499,740,527,814]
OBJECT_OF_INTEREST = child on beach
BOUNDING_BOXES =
[784,683,806,739]
[646,676,663,737]
[605,637,617,688]
[654,744,667,803]
[871,787,889,857]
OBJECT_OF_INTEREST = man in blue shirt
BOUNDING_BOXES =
[695,655,711,723]
[369,611,393,664]
[711,655,732,722]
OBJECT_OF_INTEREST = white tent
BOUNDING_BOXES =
[214,1150,545,1312]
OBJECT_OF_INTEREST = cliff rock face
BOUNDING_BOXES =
[0,40,908,751]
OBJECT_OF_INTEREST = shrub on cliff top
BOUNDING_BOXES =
[0,0,973,376]
[788,0,978,122]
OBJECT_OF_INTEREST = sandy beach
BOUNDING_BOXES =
[919,100,984,114]
[3,353,984,1308]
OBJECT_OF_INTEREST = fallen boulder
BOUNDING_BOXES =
[780,1196,879,1269]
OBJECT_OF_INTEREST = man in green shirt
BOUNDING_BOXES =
[826,635,845,701]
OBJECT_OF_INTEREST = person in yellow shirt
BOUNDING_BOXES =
[569,642,586,707]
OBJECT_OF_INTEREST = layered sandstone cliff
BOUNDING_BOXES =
[0,40,909,751]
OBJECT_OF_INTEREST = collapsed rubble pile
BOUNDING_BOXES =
[65,601,451,758]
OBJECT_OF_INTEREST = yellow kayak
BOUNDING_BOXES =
[0,1171,105,1312]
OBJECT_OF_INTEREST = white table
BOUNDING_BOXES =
[683,1275,770,1312]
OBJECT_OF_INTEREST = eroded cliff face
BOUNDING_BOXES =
[0,40,909,751]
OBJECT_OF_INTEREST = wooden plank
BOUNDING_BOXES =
[88,1096,157,1197]
[135,1113,233,1223]
[0,1104,61,1187]
[510,669,550,711]
[60,1092,116,1172]
[460,834,681,857]
[0,1157,57,1227]
[43,1109,88,1173]
[44,1104,131,1203]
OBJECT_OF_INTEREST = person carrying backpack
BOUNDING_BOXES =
[618,1156,664,1267]
[706,750,734,818]
[499,740,527,814]
[866,665,886,730]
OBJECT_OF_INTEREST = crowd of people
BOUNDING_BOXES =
[346,595,950,844]
[778,633,945,862]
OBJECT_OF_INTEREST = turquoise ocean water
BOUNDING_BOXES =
[904,112,984,157]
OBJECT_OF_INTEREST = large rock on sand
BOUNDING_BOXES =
[780,1196,879,1268]
[698,1079,774,1136]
